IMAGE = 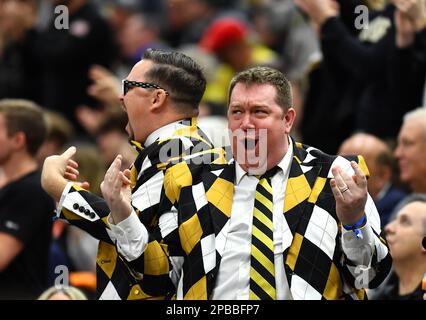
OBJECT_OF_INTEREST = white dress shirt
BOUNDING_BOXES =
[211,140,294,300]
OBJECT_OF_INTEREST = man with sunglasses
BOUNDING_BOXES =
[41,49,227,299]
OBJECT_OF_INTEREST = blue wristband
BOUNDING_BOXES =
[343,215,367,231]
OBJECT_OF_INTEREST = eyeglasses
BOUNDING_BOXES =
[122,79,170,96]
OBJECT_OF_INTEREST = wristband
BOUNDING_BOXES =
[343,215,367,239]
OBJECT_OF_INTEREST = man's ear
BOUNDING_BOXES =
[12,131,26,151]
[150,90,168,113]
[283,107,296,134]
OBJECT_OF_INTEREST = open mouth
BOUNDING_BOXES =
[242,137,259,150]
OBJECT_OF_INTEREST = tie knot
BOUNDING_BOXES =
[257,166,280,180]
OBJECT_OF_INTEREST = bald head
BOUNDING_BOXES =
[338,133,389,159]
[339,133,394,200]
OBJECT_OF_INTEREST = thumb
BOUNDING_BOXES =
[61,146,77,160]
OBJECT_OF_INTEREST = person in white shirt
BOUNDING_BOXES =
[79,66,391,300]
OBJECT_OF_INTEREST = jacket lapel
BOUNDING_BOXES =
[203,161,235,245]
[282,140,322,236]
[201,161,235,297]
[282,141,325,299]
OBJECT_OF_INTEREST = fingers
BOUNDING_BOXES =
[64,165,79,181]
[106,154,122,183]
[331,166,352,192]
[351,161,367,188]
[64,172,78,181]
[102,155,124,200]
[67,159,78,169]
[119,170,131,186]
[65,165,79,177]
[330,178,344,201]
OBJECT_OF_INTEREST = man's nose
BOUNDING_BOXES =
[240,114,255,130]
[384,221,395,236]
[394,144,402,159]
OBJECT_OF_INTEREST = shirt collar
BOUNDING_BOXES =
[144,120,184,148]
[234,137,294,185]
[129,118,194,153]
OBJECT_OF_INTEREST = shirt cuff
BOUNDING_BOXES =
[341,221,375,266]
[108,210,148,261]
[56,181,74,218]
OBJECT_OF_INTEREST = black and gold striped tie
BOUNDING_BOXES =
[249,168,278,300]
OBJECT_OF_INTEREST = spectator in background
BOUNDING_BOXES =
[339,133,407,227]
[252,0,320,82]
[0,99,54,299]
[76,65,122,135]
[200,17,278,108]
[251,0,320,138]
[0,0,41,102]
[36,110,75,166]
[118,13,169,67]
[95,111,137,170]
[296,0,404,153]
[390,0,426,110]
[394,108,426,193]
[164,0,239,48]
[371,194,426,300]
[1,0,118,129]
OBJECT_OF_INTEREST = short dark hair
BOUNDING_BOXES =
[228,66,293,110]
[0,99,47,156]
[143,49,207,112]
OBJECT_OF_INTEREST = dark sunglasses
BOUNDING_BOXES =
[122,79,170,96]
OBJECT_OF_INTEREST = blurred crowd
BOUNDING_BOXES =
[0,0,425,300]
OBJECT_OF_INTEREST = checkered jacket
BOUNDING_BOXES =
[59,131,391,300]
[58,118,228,299]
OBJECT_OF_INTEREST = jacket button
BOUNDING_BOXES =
[89,212,96,219]
[79,206,85,213]
[73,203,79,210]
[84,209,91,216]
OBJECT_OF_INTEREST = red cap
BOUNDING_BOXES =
[200,18,248,53]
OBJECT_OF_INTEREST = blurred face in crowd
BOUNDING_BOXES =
[385,201,426,263]
[394,119,426,191]
[120,59,157,143]
[97,130,128,166]
[167,0,210,28]
[228,83,295,174]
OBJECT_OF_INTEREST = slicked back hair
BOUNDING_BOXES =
[143,49,207,112]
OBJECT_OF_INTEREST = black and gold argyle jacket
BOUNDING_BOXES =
[57,117,228,299]
[59,131,392,300]
[124,138,391,300]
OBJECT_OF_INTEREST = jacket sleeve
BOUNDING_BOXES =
[58,183,115,244]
